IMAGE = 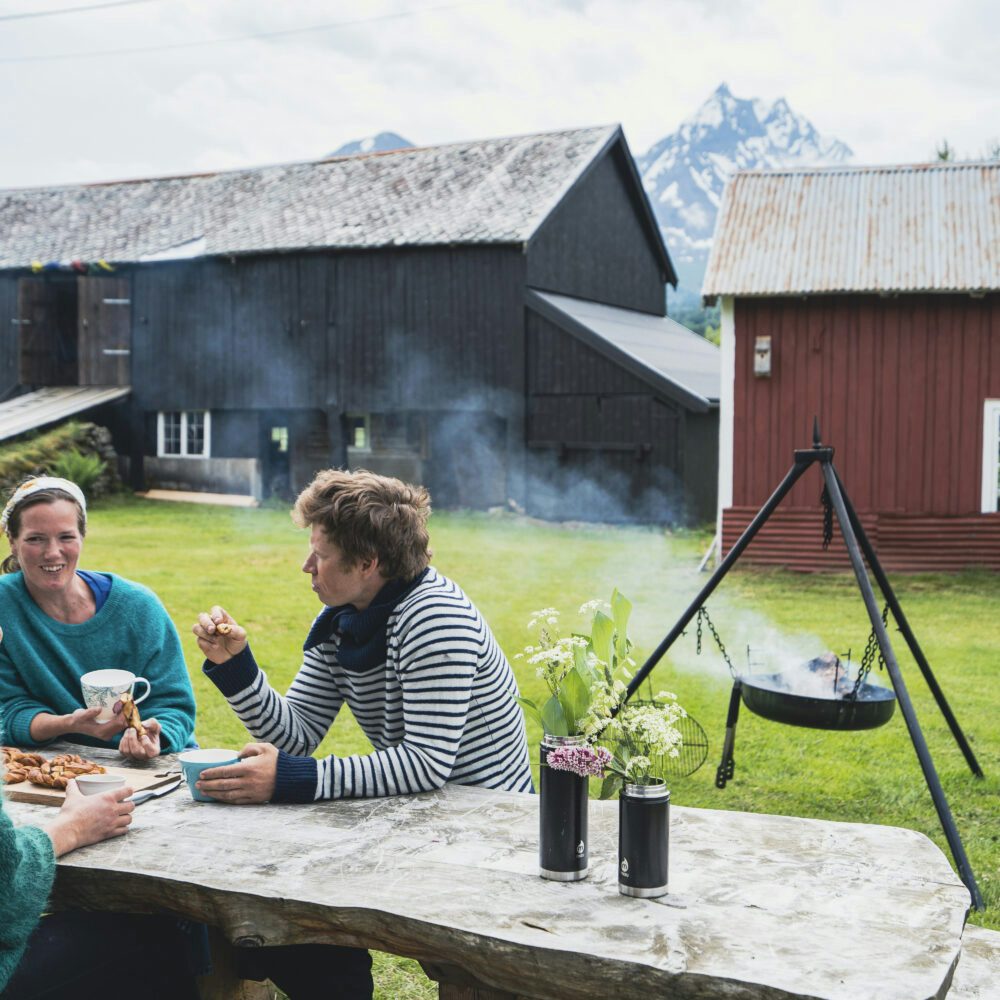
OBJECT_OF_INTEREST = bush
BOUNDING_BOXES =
[49,449,107,495]
[0,421,122,498]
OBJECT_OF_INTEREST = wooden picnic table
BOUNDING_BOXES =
[5,745,973,1000]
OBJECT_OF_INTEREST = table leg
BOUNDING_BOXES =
[420,960,525,1000]
[197,926,276,1000]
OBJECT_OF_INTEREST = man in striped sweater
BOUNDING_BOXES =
[193,468,532,999]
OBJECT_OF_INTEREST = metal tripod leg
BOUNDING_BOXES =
[834,470,983,778]
[625,456,816,702]
[821,461,984,910]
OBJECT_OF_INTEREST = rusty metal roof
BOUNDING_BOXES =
[0,126,620,269]
[702,161,1000,299]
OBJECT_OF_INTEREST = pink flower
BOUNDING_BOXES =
[545,745,612,778]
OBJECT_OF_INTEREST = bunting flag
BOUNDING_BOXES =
[28,258,115,274]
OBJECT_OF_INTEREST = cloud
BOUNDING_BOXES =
[0,0,997,188]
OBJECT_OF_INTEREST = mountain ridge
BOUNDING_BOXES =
[636,83,853,307]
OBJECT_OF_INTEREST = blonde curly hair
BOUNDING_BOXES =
[292,469,432,581]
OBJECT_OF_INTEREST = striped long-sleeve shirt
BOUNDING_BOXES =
[204,568,533,802]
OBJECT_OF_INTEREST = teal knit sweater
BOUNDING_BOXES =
[0,572,196,753]
[0,774,55,991]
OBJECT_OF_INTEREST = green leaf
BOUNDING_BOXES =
[513,695,543,729]
[590,610,614,667]
[599,773,624,800]
[540,696,569,736]
[573,642,599,688]
[611,589,632,662]
[558,666,591,733]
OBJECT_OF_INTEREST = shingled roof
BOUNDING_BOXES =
[0,125,621,269]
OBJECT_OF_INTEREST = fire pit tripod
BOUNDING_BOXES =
[623,423,986,909]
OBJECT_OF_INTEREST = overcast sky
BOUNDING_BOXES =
[1,0,997,190]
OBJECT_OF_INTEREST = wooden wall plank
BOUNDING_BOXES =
[733,294,1000,520]
[723,506,1000,572]
[527,147,667,315]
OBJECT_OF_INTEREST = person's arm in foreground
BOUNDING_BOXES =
[1,781,134,987]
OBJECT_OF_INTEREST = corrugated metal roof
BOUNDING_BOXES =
[0,386,130,442]
[527,290,719,410]
[703,161,1000,298]
[0,126,618,269]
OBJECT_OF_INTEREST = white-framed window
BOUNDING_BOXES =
[981,400,1000,513]
[157,410,211,458]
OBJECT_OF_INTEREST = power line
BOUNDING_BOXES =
[0,0,484,64]
[0,0,158,22]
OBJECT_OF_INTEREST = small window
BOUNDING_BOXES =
[346,415,370,451]
[157,411,211,458]
[271,426,289,453]
[982,400,1000,513]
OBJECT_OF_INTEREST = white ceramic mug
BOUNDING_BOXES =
[76,773,127,796]
[80,669,151,722]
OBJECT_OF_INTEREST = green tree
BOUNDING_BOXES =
[936,138,954,162]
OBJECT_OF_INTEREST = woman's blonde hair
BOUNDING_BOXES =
[292,469,432,581]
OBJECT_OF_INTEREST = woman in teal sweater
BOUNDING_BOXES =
[1,620,199,999]
[0,477,195,758]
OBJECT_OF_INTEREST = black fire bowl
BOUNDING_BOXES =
[739,674,897,730]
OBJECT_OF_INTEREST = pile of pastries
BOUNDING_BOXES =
[2,747,106,789]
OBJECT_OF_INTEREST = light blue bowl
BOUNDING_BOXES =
[179,748,240,802]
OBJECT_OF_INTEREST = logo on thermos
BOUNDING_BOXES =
[576,840,585,857]
[620,857,630,876]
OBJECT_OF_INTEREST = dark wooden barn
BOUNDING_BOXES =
[0,126,719,523]
[702,160,1000,570]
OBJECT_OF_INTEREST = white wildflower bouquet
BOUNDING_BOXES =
[513,589,635,737]
[513,588,687,796]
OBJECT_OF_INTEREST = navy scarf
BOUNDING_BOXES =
[303,569,429,672]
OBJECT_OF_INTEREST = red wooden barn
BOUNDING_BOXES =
[703,160,1000,572]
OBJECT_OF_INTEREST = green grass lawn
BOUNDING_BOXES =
[80,496,1000,996]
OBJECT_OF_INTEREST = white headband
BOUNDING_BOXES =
[0,477,88,533]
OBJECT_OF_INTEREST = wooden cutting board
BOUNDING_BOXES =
[3,764,180,806]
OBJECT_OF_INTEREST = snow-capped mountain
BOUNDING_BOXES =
[637,83,853,301]
[327,132,414,157]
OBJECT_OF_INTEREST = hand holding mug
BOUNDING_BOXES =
[62,705,128,739]
[188,742,277,804]
[193,606,248,664]
[80,669,151,722]
[42,780,135,857]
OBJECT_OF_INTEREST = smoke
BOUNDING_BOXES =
[658,592,874,699]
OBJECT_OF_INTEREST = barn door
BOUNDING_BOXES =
[77,277,131,385]
[17,277,78,385]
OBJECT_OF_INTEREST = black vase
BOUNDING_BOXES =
[618,780,669,897]
[538,734,589,881]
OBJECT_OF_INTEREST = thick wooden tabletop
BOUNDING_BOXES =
[5,752,970,1000]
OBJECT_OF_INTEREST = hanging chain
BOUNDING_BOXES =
[852,604,890,699]
[695,606,737,678]
[820,485,834,550]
